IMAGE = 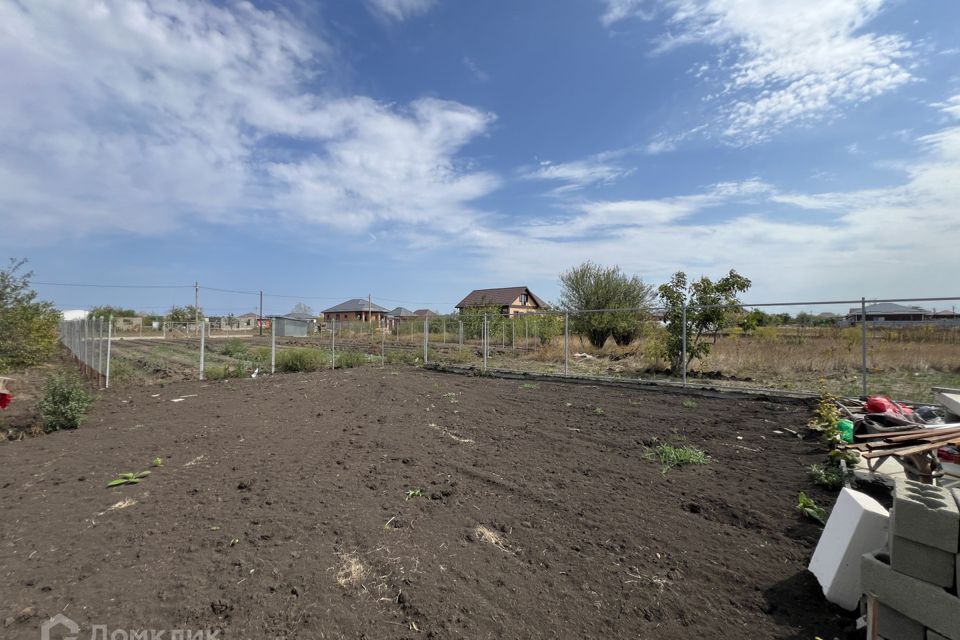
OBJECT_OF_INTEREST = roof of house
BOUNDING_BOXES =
[269,314,310,322]
[414,309,438,317]
[932,309,958,316]
[387,307,418,318]
[322,299,390,314]
[237,312,258,318]
[455,287,548,309]
[285,311,317,321]
[847,302,931,315]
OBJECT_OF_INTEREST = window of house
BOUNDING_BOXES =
[520,294,528,305]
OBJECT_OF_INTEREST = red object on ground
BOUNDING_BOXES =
[0,392,11,409]
[865,395,913,415]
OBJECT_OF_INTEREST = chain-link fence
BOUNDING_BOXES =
[67,296,960,402]
[59,317,113,388]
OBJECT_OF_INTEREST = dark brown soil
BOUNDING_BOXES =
[0,367,854,639]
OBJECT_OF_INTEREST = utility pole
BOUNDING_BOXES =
[259,290,263,337]
[194,281,199,335]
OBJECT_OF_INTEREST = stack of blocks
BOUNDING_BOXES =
[860,479,960,640]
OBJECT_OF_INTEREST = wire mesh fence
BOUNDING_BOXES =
[61,295,960,402]
[59,317,112,388]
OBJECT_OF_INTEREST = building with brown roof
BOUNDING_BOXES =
[455,287,548,316]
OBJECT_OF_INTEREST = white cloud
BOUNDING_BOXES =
[600,0,654,27]
[364,0,438,22]
[521,153,631,193]
[632,0,913,144]
[472,100,960,299]
[0,0,494,242]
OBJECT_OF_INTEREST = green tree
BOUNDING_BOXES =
[0,259,61,371]
[166,305,202,323]
[558,262,654,348]
[657,269,752,373]
[89,305,137,318]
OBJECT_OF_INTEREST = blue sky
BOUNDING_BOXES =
[1,0,959,316]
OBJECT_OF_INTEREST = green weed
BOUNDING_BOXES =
[405,488,425,500]
[107,470,151,487]
[276,348,328,372]
[681,399,698,409]
[797,491,827,524]
[644,443,711,473]
[37,372,93,432]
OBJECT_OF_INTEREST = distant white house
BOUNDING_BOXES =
[60,309,90,321]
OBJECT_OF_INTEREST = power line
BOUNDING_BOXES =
[35,281,192,289]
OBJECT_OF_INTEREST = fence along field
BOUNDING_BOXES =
[67,295,960,402]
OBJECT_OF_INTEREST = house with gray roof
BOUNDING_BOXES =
[845,303,931,324]
[322,299,390,324]
[455,286,548,316]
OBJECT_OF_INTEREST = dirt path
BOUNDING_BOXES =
[0,367,852,639]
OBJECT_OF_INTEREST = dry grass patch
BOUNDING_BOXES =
[474,525,512,552]
[335,553,370,588]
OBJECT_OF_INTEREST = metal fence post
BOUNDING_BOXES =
[381,325,385,367]
[331,317,336,370]
[458,320,463,352]
[97,317,104,386]
[105,316,112,388]
[423,316,429,363]
[199,318,206,381]
[442,317,446,345]
[511,316,515,351]
[483,313,488,371]
[681,304,688,387]
[270,318,276,374]
[564,312,569,375]
[861,296,868,396]
[524,316,528,349]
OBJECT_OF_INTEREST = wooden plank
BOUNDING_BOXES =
[862,436,960,459]
[882,426,960,443]
[855,424,960,440]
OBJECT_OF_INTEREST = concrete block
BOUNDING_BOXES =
[809,488,889,610]
[891,534,956,588]
[861,551,960,640]
[892,480,959,552]
[877,603,924,640]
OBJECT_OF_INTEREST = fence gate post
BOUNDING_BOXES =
[271,318,277,374]
[199,319,206,381]
[681,304,687,387]
[483,314,488,371]
[861,297,868,396]
[564,312,569,375]
[105,316,112,388]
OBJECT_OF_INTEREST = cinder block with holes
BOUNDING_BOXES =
[861,551,960,640]
[892,480,959,552]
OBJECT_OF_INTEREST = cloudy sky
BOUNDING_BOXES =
[1,0,958,315]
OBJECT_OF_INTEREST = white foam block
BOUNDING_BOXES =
[808,487,889,610]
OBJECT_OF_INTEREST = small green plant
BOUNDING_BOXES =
[519,383,539,390]
[405,488,424,500]
[644,443,711,473]
[681,399,698,409]
[594,406,605,415]
[107,359,134,385]
[808,380,841,435]
[797,491,827,524]
[107,470,151,487]
[151,457,164,468]
[442,392,459,403]
[809,464,845,490]
[276,348,327,372]
[37,372,93,432]
[385,350,417,365]
[335,350,367,369]
[220,339,249,357]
